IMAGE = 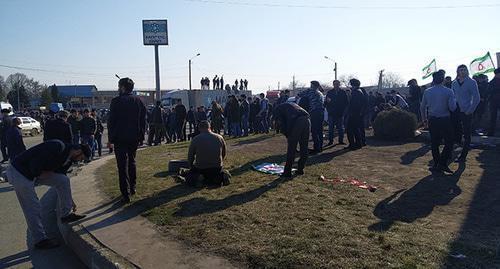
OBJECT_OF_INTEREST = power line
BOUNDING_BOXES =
[183,0,500,10]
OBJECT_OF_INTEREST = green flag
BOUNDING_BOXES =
[422,59,437,79]
[470,52,496,76]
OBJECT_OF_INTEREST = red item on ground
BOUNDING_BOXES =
[319,175,378,192]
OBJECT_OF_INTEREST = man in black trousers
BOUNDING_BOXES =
[274,102,310,178]
[108,78,147,203]
[420,71,457,174]
[346,79,367,150]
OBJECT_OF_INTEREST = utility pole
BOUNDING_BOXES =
[292,75,296,91]
[378,70,385,91]
[497,52,500,68]
[278,82,280,91]
[189,53,200,90]
[334,62,338,81]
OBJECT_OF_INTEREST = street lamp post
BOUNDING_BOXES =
[189,53,201,90]
[324,56,337,80]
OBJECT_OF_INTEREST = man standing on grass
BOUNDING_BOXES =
[345,79,367,151]
[274,102,310,178]
[324,80,348,146]
[298,81,324,154]
[108,78,147,203]
[257,93,270,133]
[174,100,187,141]
[7,140,90,249]
[488,68,500,136]
[420,71,457,174]
[186,121,229,186]
[451,65,480,163]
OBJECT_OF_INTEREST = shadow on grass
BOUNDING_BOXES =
[400,144,430,165]
[174,176,288,217]
[367,136,425,148]
[154,171,176,178]
[443,148,500,268]
[231,134,273,146]
[369,162,466,232]
[307,148,350,166]
[0,185,14,193]
[83,184,199,232]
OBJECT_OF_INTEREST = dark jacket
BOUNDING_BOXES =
[227,100,241,123]
[108,92,147,144]
[12,140,72,180]
[489,77,500,103]
[196,111,207,122]
[0,116,12,142]
[150,106,163,124]
[274,103,310,137]
[348,89,368,117]
[6,126,26,159]
[44,118,73,144]
[324,89,349,118]
[67,115,81,134]
[187,110,196,123]
[80,116,97,136]
[408,85,422,104]
[174,104,187,124]
[240,100,250,117]
[95,117,104,136]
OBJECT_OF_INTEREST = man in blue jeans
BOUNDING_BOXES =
[257,93,269,133]
[80,109,96,160]
[324,80,348,146]
[298,81,325,153]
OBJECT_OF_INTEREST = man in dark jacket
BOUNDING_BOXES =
[7,140,90,249]
[488,68,500,136]
[108,78,147,203]
[0,109,12,163]
[44,110,73,144]
[80,109,97,159]
[297,81,324,153]
[67,109,81,144]
[150,101,164,145]
[228,96,241,137]
[240,94,250,136]
[6,117,26,160]
[174,100,187,141]
[346,79,368,150]
[274,102,310,178]
[408,79,422,121]
[92,109,104,157]
[324,80,348,145]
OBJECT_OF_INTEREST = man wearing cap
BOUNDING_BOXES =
[7,140,90,249]
[420,72,457,174]
[108,78,147,203]
[297,81,325,153]
[345,79,367,150]
[451,65,480,162]
[324,80,348,146]
[488,68,500,136]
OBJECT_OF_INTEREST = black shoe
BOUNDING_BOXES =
[295,170,304,176]
[130,188,136,196]
[122,196,131,203]
[61,213,86,223]
[281,172,292,178]
[222,176,231,186]
[438,165,454,174]
[35,238,60,249]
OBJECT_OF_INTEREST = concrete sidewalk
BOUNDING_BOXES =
[64,155,238,269]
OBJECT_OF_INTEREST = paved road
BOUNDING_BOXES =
[0,134,87,269]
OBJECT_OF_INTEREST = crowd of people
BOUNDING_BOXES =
[2,65,500,250]
[200,75,249,94]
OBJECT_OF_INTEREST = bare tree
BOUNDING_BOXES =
[0,75,5,101]
[338,74,357,87]
[381,71,405,89]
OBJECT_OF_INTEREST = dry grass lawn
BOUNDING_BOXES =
[96,133,500,269]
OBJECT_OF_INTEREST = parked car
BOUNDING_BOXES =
[18,117,42,136]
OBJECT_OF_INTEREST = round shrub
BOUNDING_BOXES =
[373,108,417,140]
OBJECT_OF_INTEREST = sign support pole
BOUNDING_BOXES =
[496,52,500,68]
[154,45,160,101]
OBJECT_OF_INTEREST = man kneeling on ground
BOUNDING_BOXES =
[7,140,91,249]
[274,101,311,178]
[186,120,230,187]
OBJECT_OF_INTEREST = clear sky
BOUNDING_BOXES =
[1,0,499,93]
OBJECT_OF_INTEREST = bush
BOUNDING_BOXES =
[373,108,417,140]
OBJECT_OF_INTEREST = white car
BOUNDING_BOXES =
[18,117,42,136]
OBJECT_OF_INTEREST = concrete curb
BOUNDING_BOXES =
[56,156,140,269]
[58,222,140,269]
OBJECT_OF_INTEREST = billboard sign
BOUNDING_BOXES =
[143,20,168,45]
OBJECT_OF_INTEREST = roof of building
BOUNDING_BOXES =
[57,85,98,98]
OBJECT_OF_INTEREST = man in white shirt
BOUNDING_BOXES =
[420,71,457,174]
[451,65,480,162]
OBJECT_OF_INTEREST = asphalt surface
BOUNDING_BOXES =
[0,134,86,269]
